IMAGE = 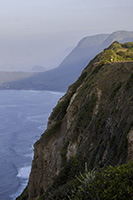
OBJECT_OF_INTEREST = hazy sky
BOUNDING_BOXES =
[0,0,133,71]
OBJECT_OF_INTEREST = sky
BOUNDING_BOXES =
[0,0,133,71]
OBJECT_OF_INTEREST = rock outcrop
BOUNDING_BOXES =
[17,42,133,200]
[127,129,133,161]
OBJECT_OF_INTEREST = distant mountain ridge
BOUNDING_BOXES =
[0,30,133,91]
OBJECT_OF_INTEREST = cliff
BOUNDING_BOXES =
[17,42,133,200]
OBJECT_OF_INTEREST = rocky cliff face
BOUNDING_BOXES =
[17,42,133,200]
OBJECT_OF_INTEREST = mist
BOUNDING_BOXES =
[0,0,133,71]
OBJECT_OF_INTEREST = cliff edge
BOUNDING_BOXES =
[17,42,133,200]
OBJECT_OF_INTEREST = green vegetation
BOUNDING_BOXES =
[53,155,81,187]
[91,63,103,75]
[38,179,80,200]
[60,140,69,164]
[109,41,122,51]
[50,72,87,122]
[36,121,62,145]
[72,93,97,143]
[125,72,133,90]
[122,42,133,50]
[43,121,61,139]
[40,71,88,144]
[102,49,121,62]
[70,71,87,92]
[39,155,83,200]
[72,161,133,200]
[99,41,133,65]
[39,161,133,200]
[50,94,72,121]
[109,82,122,99]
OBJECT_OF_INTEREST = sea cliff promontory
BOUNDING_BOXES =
[17,41,133,200]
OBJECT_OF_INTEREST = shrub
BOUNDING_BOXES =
[39,161,133,200]
[72,162,133,200]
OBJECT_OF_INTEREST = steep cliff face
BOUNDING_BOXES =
[17,42,133,200]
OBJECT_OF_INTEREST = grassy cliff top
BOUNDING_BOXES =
[88,41,133,67]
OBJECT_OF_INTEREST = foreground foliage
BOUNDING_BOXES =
[39,161,133,200]
[73,161,133,200]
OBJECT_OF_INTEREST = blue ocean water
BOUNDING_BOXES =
[0,90,64,200]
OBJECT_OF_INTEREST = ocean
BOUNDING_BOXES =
[0,90,64,200]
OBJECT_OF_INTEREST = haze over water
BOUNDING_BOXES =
[0,0,132,71]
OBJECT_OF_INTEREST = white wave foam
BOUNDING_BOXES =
[26,115,46,123]
[49,91,65,95]
[10,166,31,199]
[10,180,28,200]
[24,153,33,158]
[38,125,46,131]
[17,166,31,179]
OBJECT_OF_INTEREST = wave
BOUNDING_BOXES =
[10,166,31,200]
[49,91,65,95]
[26,114,46,123]
[17,166,31,179]
[38,125,46,131]
[10,180,28,200]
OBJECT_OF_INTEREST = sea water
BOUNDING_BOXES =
[0,90,64,200]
